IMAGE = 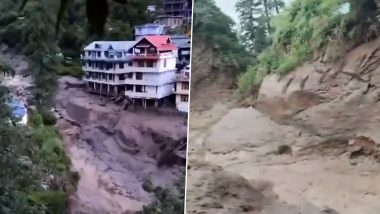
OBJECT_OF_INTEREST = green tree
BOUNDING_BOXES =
[236,0,270,55]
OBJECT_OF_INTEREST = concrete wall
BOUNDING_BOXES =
[176,94,189,112]
[125,83,175,99]
[176,81,189,95]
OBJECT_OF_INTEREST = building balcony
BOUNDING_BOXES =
[175,74,189,82]
[125,91,162,99]
[82,67,127,74]
[83,77,125,85]
[132,54,160,60]
[175,88,189,95]
[81,55,132,61]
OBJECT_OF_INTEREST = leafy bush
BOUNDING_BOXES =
[29,191,67,214]
[40,108,57,126]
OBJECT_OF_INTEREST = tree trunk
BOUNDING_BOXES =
[274,0,280,14]
[262,0,272,34]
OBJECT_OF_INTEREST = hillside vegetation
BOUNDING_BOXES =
[193,0,380,98]
[237,0,380,95]
[0,1,160,213]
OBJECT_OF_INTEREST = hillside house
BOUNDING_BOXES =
[134,24,166,40]
[170,35,191,69]
[175,65,190,113]
[162,0,192,23]
[81,35,178,109]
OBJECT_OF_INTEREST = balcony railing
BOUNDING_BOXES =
[175,74,189,81]
[81,55,132,61]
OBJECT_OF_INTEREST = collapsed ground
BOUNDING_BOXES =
[187,36,380,214]
[2,46,187,213]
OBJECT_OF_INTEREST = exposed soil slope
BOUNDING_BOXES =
[187,38,380,214]
[56,77,187,214]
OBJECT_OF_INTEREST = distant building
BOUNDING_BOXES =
[157,15,184,28]
[134,24,166,40]
[147,5,157,13]
[162,0,192,23]
[170,35,191,69]
[81,35,178,109]
[175,65,190,113]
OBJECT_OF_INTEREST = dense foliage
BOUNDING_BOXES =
[236,0,284,55]
[237,0,380,95]
[193,0,254,74]
[0,0,157,213]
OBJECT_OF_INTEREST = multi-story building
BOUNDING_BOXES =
[81,41,136,96]
[134,24,166,40]
[175,65,190,113]
[162,0,192,23]
[81,35,178,109]
[170,35,191,69]
[157,15,184,28]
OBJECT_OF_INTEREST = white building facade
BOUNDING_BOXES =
[175,65,190,113]
[81,36,178,108]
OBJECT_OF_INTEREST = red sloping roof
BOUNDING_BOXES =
[143,35,177,51]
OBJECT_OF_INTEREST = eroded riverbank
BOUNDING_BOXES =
[56,77,187,213]
[1,47,187,213]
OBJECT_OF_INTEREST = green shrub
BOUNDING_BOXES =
[40,108,57,126]
[29,191,67,214]
[28,112,43,128]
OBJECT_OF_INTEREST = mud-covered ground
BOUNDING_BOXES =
[186,38,380,214]
[56,77,187,214]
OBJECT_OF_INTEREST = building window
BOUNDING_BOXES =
[127,73,133,79]
[136,85,143,92]
[108,74,112,80]
[95,44,101,48]
[88,51,91,56]
[181,95,188,102]
[126,84,133,91]
[104,51,109,57]
[116,52,122,58]
[163,59,167,67]
[181,82,189,90]
[136,72,143,80]
[147,61,154,67]
[119,62,124,69]
[138,61,144,67]
[97,51,101,57]
[128,62,133,67]
[119,74,125,80]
